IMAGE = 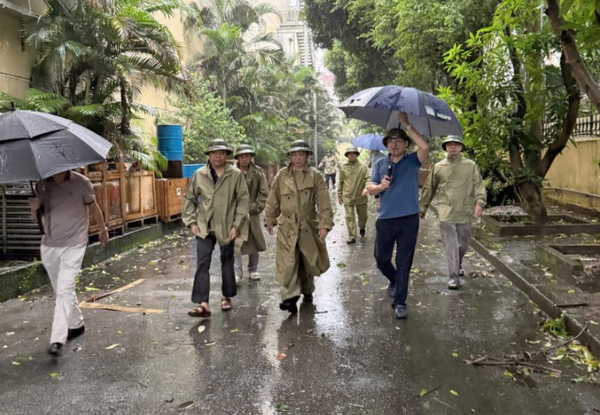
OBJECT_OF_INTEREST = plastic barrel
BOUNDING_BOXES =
[183,164,205,178]
[157,125,183,161]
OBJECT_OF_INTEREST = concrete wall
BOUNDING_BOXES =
[544,138,600,195]
[0,11,37,99]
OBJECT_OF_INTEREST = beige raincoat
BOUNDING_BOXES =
[265,165,333,291]
[183,164,249,246]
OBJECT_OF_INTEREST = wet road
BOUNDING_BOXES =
[1,199,599,414]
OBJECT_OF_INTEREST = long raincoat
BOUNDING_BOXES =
[237,163,268,254]
[183,164,249,246]
[265,164,333,288]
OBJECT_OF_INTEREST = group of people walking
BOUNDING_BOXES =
[181,112,487,322]
[30,112,486,356]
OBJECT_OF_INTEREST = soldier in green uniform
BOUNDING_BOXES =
[337,147,370,244]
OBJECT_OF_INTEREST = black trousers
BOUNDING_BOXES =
[191,234,236,304]
[325,173,336,189]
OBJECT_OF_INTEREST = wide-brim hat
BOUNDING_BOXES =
[205,138,233,155]
[441,135,465,151]
[234,144,255,158]
[287,140,313,155]
[344,146,360,156]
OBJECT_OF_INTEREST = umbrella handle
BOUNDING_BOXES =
[29,181,45,235]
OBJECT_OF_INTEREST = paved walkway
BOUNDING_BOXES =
[0,200,599,414]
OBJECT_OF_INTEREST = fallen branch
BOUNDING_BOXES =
[85,279,145,302]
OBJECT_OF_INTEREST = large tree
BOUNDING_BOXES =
[442,0,583,222]
[545,0,600,111]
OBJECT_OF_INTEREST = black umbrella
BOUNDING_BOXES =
[338,85,463,137]
[0,110,113,183]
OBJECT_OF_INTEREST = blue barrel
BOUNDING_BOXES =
[183,164,205,178]
[157,124,183,161]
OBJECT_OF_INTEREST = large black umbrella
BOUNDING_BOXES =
[0,110,113,183]
[338,85,463,137]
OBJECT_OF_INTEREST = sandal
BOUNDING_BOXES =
[221,297,232,311]
[188,304,212,317]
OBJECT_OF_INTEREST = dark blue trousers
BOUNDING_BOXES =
[374,214,419,307]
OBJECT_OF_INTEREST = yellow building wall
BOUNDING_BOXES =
[544,138,600,195]
[0,12,36,99]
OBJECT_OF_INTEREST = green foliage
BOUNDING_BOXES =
[440,0,590,212]
[162,75,246,164]
[541,315,568,338]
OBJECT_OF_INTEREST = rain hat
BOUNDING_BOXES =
[382,128,411,147]
[205,138,233,155]
[344,147,360,157]
[287,139,313,155]
[441,135,465,151]
[234,143,255,158]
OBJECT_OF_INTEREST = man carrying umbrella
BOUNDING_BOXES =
[233,144,269,284]
[367,112,429,320]
[265,140,333,314]
[419,136,486,289]
[183,138,250,317]
[337,147,370,244]
[318,150,340,190]
[28,170,110,356]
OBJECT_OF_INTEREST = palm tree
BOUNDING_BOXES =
[185,0,281,32]
[22,0,183,138]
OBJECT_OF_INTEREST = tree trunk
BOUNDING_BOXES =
[517,182,548,224]
[119,77,132,136]
[546,0,600,113]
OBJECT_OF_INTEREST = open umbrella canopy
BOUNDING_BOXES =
[0,110,113,183]
[338,85,463,137]
[351,133,387,151]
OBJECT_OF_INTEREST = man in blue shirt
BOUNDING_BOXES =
[367,112,429,319]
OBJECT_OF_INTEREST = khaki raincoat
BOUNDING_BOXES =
[236,163,268,254]
[318,155,340,175]
[337,160,370,205]
[183,164,250,246]
[265,165,333,287]
[419,154,486,224]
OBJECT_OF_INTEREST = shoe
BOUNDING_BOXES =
[235,275,242,285]
[459,268,465,277]
[67,325,85,341]
[394,305,408,320]
[48,343,63,356]
[303,293,314,303]
[386,283,397,299]
[346,239,356,245]
[279,296,300,314]
[448,276,460,290]
[360,229,366,238]
[249,272,261,281]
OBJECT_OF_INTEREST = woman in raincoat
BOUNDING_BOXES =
[265,140,333,314]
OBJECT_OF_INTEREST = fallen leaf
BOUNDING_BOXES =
[12,362,20,366]
[50,372,60,378]
[85,287,100,292]
[568,289,575,294]
[452,352,459,358]
[590,321,599,325]
[204,341,216,347]
[177,401,195,409]
[419,389,428,397]
[230,328,238,333]
[198,325,206,333]
[276,403,292,412]
[105,343,119,350]
[337,263,347,268]
[450,389,459,396]
[504,370,514,379]
[276,353,287,361]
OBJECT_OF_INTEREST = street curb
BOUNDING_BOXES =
[470,236,600,357]
[0,221,183,303]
